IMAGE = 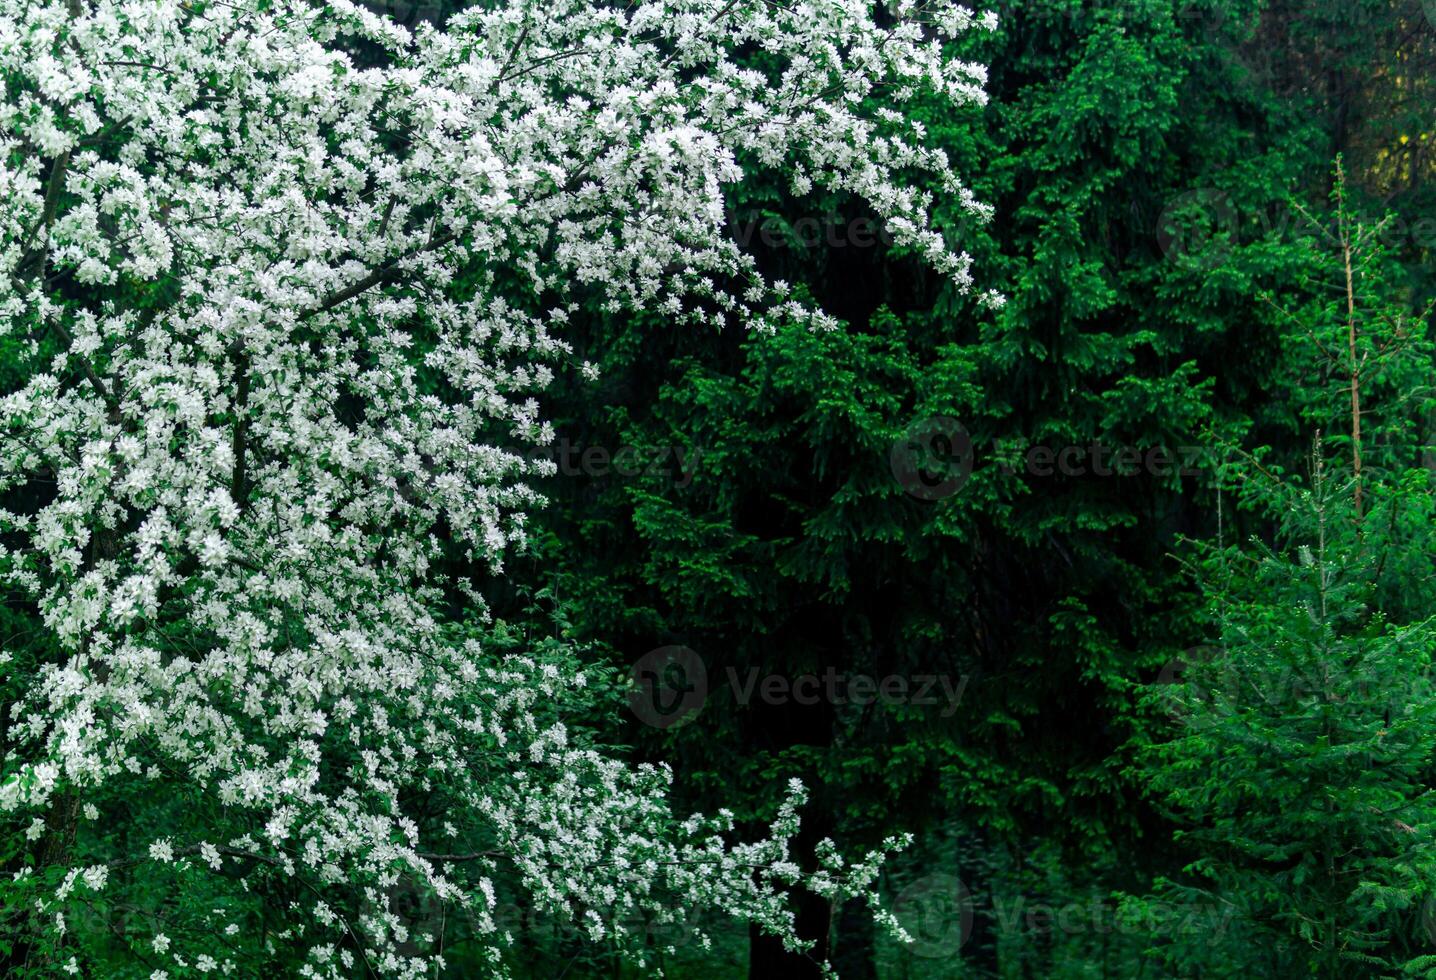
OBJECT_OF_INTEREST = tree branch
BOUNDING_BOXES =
[230,342,252,512]
[299,230,458,321]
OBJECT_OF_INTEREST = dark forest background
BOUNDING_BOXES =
[4,0,1435,976]
[491,1,1436,975]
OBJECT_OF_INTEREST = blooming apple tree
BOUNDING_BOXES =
[0,0,997,974]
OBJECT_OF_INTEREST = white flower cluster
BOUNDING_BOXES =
[0,0,993,974]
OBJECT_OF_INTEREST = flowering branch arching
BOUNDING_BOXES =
[0,0,997,975]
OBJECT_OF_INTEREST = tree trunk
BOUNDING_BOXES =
[744,624,836,979]
[831,896,878,980]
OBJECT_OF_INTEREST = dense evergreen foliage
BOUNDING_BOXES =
[2,0,1433,977]
[497,1,1436,975]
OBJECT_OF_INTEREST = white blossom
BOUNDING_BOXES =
[0,0,993,974]
[200,842,222,870]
